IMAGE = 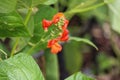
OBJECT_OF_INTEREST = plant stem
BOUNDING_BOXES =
[0,49,7,59]
[24,8,32,26]
[10,38,19,57]
[10,8,32,57]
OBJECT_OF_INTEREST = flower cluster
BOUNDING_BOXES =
[42,13,69,54]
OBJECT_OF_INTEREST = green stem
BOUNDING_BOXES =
[0,49,7,59]
[24,8,32,26]
[10,8,32,57]
[10,38,19,57]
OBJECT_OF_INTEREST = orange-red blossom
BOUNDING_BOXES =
[42,13,69,54]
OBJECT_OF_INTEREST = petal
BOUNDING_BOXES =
[60,29,69,41]
[42,19,52,31]
[60,35,69,41]
[47,39,59,48]
[52,13,65,24]
[51,43,62,54]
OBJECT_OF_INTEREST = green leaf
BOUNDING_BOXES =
[17,0,32,8]
[44,0,57,5]
[0,11,30,37]
[67,0,97,10]
[65,72,94,80]
[0,53,44,80]
[0,0,17,13]
[44,49,59,80]
[69,37,98,50]
[108,0,120,34]
[17,0,55,8]
[32,0,47,7]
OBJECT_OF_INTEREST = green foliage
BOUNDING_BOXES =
[108,0,120,34]
[32,0,47,7]
[65,0,105,19]
[67,0,97,10]
[0,53,44,80]
[63,42,83,73]
[69,37,98,50]
[97,53,119,73]
[0,11,30,37]
[65,72,94,80]
[44,0,57,5]
[44,49,59,80]
[18,0,46,8]
[0,0,17,13]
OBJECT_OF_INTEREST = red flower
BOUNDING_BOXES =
[50,43,62,54]
[42,19,52,31]
[60,29,69,41]
[47,39,62,54]
[42,12,69,54]
[52,13,65,24]
[47,39,59,48]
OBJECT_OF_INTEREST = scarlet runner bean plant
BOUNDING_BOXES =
[0,0,99,80]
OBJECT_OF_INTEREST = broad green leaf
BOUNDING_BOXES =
[44,0,57,5]
[65,72,94,80]
[17,0,47,8]
[69,37,98,50]
[67,0,97,10]
[0,11,30,37]
[0,0,17,13]
[17,0,32,8]
[0,53,44,80]
[44,49,59,80]
[108,0,120,34]
[32,0,57,6]
[63,42,83,73]
[32,0,47,6]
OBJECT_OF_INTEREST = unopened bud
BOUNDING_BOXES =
[59,33,62,36]
[50,33,54,36]
[41,39,45,42]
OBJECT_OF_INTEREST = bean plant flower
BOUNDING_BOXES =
[42,13,69,54]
